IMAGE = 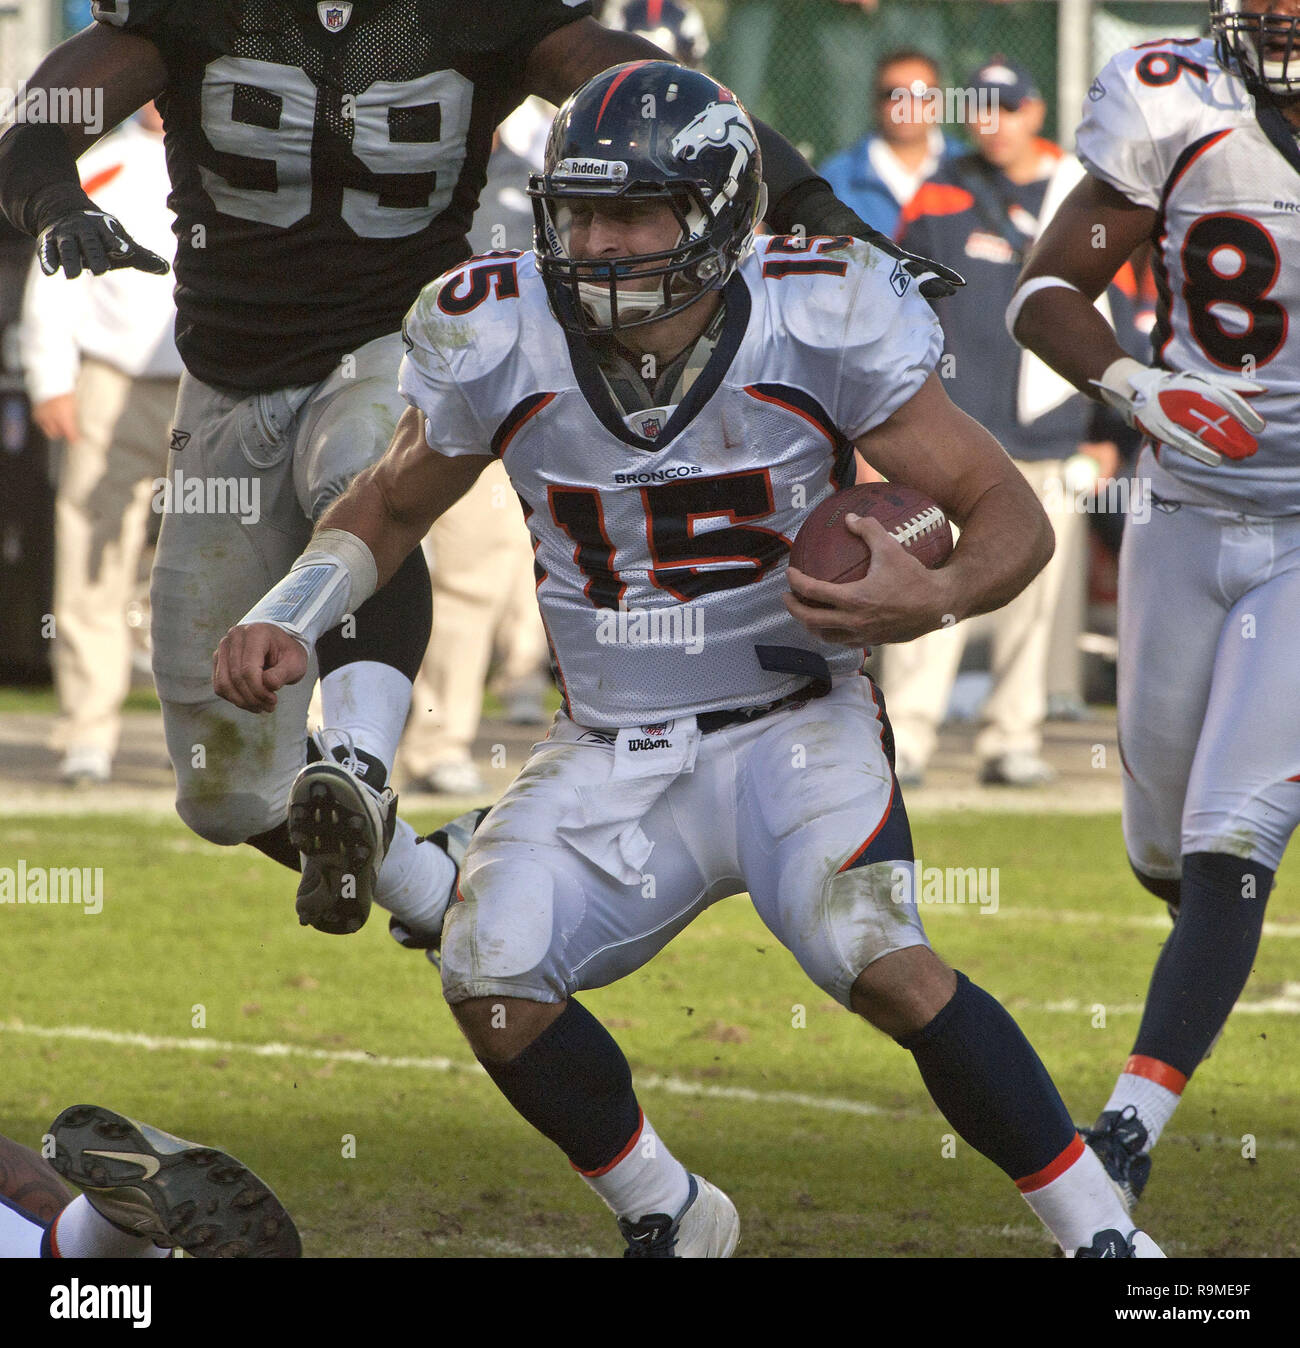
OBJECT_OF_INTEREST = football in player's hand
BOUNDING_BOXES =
[789,483,954,583]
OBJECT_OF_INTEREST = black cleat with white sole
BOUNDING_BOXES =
[49,1104,301,1258]
[289,739,396,935]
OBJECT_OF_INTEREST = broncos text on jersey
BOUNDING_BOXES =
[397,237,944,728]
[90,0,591,390]
[1078,36,1300,513]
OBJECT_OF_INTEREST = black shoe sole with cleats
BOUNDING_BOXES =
[49,1104,301,1258]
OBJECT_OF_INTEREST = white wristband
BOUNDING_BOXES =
[1005,275,1082,338]
[239,528,378,649]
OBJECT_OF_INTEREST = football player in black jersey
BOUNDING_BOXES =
[0,1,962,950]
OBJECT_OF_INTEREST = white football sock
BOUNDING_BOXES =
[1103,1072,1183,1151]
[375,817,455,937]
[319,661,412,776]
[49,1196,170,1258]
[579,1112,692,1222]
[0,1196,45,1257]
[1018,1138,1135,1256]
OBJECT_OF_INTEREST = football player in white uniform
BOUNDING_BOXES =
[1009,0,1300,1207]
[215,63,1164,1258]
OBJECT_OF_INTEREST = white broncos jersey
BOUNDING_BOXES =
[1077,38,1300,513]
[399,238,942,727]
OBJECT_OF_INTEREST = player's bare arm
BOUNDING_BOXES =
[523,18,964,299]
[784,371,1053,645]
[0,23,168,276]
[1011,174,1157,393]
[213,407,487,714]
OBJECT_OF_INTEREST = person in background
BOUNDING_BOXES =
[602,0,710,66]
[882,57,1120,787]
[19,102,177,786]
[819,48,957,239]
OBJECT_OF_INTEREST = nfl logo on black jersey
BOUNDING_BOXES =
[317,1,351,31]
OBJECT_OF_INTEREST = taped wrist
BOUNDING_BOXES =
[0,123,94,235]
[239,528,378,649]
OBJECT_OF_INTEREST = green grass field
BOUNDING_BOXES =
[1,809,1294,1258]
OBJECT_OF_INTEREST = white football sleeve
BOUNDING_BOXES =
[835,264,945,440]
[397,316,494,459]
[1073,56,1176,212]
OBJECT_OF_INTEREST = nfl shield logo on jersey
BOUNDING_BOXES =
[641,415,663,439]
[317,1,352,31]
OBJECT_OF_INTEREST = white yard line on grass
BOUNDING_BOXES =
[2,1018,1297,1155]
[931,906,1300,940]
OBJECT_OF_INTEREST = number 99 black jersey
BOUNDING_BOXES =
[91,0,591,390]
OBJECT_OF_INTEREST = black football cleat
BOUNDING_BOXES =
[1081,1105,1152,1212]
[289,732,397,934]
[49,1105,301,1258]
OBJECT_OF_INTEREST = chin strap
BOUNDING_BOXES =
[577,280,671,329]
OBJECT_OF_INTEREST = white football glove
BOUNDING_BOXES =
[1092,357,1264,467]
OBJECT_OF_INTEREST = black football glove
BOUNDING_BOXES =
[853,225,965,301]
[37,208,169,280]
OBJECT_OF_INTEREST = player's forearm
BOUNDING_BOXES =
[312,464,432,591]
[1013,288,1130,399]
[931,476,1054,624]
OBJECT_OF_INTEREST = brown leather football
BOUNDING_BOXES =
[789,482,954,583]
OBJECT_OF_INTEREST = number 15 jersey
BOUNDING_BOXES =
[398,238,943,728]
[91,0,590,390]
[1077,38,1300,513]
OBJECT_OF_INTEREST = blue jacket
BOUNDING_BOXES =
[819,132,957,238]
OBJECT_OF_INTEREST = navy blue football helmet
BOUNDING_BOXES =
[529,61,765,336]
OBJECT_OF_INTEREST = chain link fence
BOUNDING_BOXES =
[706,0,1206,163]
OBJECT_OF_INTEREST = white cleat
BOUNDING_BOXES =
[288,730,396,935]
[1075,1227,1166,1258]
[619,1174,739,1258]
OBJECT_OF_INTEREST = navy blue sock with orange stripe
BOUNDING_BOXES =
[896,971,1078,1180]
[477,999,690,1220]
[897,972,1135,1252]
[1131,851,1272,1080]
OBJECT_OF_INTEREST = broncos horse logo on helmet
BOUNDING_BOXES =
[670,101,759,215]
[529,61,766,335]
